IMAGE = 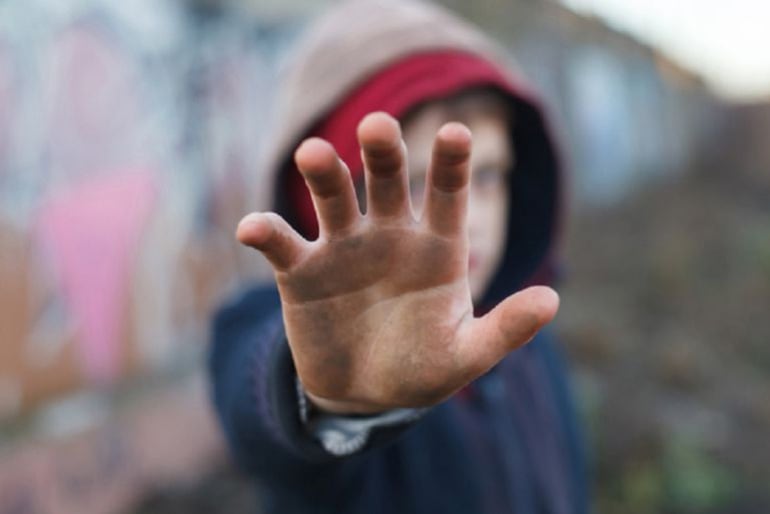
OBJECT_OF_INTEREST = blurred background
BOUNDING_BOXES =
[0,0,768,512]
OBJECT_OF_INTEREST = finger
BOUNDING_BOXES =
[357,112,410,219]
[237,212,309,271]
[423,122,472,237]
[457,286,559,376]
[294,138,361,236]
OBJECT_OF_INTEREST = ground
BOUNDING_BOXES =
[558,131,770,513]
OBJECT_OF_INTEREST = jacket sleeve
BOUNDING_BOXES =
[537,331,590,514]
[207,285,419,489]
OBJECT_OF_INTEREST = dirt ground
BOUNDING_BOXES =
[557,106,770,513]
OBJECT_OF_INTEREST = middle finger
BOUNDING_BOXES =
[357,112,411,220]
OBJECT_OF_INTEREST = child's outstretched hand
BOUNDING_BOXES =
[237,112,559,414]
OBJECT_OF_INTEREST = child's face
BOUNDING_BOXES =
[401,93,512,302]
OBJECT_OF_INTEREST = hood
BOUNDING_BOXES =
[263,0,563,304]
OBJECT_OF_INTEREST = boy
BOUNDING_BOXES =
[209,0,587,512]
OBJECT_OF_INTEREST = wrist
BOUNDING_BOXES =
[304,389,389,416]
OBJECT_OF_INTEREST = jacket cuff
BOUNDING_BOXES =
[263,327,336,461]
[264,323,426,459]
[295,377,427,456]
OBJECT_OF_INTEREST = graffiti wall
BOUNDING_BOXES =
[0,0,722,425]
[0,0,287,423]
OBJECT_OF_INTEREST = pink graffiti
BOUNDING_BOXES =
[36,170,157,384]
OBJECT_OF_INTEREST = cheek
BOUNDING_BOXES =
[490,190,509,253]
[468,191,508,300]
[470,188,508,251]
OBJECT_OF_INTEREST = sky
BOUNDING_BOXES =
[560,0,770,101]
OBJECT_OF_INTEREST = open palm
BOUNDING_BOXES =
[237,112,558,414]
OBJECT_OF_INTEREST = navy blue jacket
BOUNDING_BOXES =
[209,27,589,509]
[209,285,588,513]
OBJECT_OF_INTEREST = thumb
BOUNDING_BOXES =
[236,212,308,271]
[458,286,560,375]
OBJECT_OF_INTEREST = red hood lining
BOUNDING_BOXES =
[285,50,522,240]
